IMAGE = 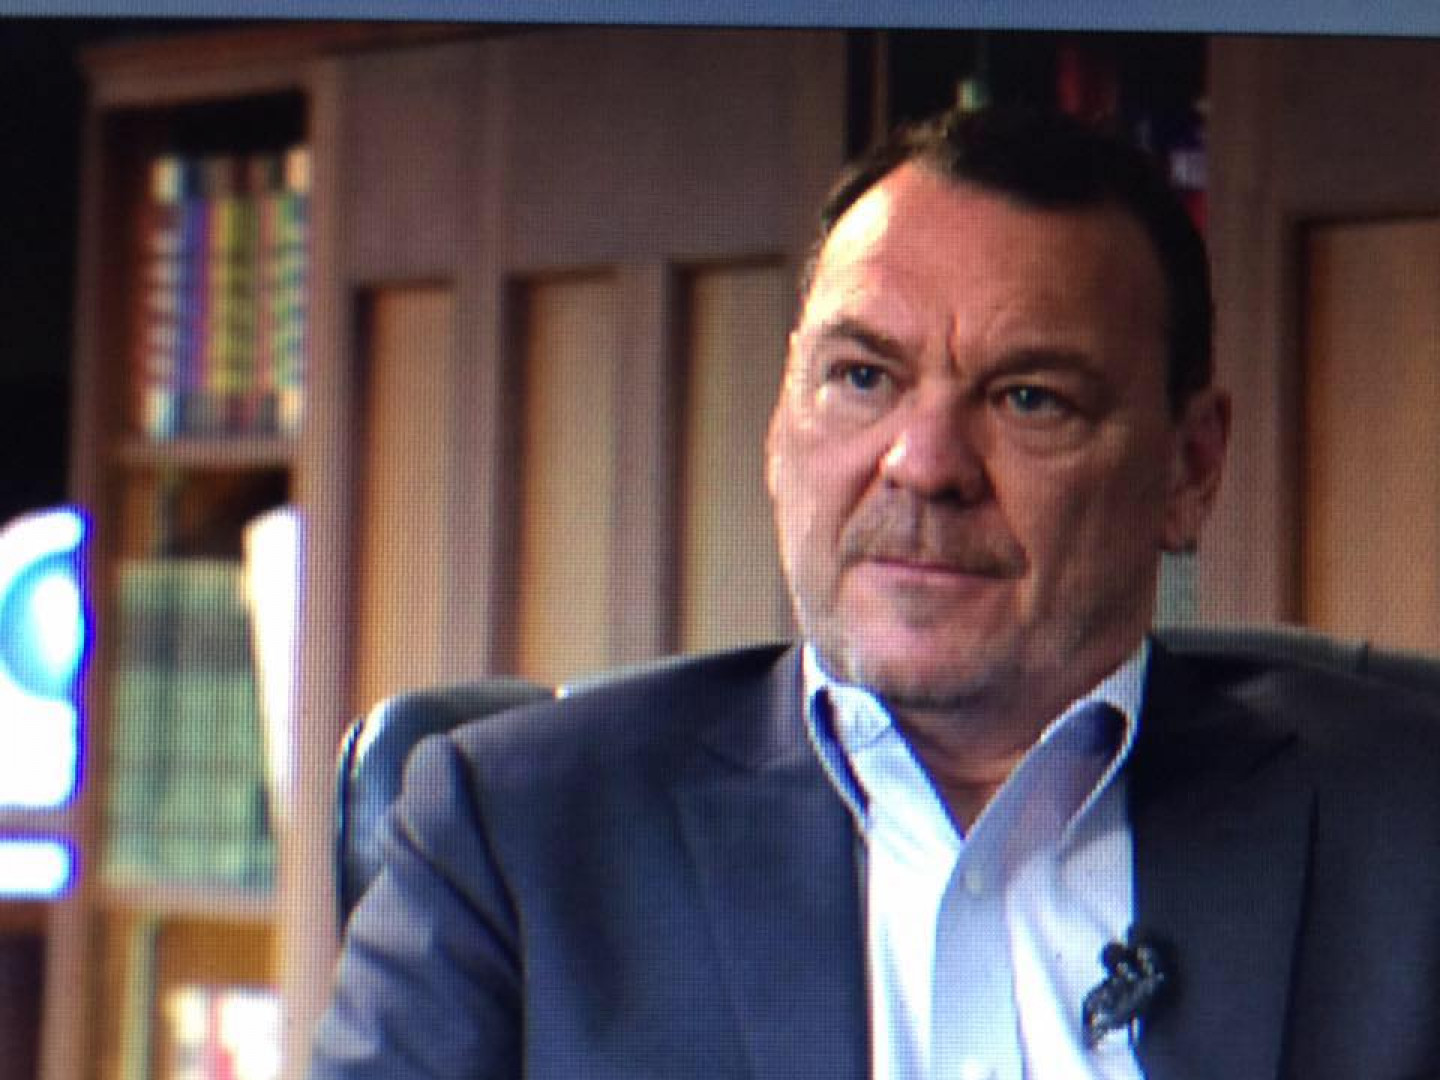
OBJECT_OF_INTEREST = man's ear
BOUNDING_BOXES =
[1162,387,1231,553]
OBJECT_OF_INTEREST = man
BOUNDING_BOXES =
[311,107,1440,1079]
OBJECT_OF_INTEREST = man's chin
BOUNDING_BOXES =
[820,635,1015,710]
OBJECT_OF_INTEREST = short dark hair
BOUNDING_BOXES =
[805,106,1213,414]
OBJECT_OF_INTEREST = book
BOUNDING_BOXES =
[135,155,186,439]
[103,558,276,890]
[104,559,182,884]
[130,146,309,441]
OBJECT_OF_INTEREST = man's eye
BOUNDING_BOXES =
[836,363,887,392]
[1000,385,1069,417]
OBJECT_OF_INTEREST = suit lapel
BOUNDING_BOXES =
[1129,642,1315,1080]
[666,642,1316,1079]
[670,648,869,1080]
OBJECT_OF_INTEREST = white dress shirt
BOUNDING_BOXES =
[803,643,1149,1080]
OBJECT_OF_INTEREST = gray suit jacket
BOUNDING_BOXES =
[310,641,1440,1079]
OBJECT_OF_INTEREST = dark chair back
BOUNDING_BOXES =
[334,624,1440,928]
[334,677,552,927]
[1157,622,1440,700]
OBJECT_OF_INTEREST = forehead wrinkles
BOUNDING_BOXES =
[804,174,1167,371]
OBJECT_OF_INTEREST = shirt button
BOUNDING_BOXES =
[958,1061,996,1080]
[963,867,985,896]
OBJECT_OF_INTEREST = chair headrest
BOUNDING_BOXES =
[335,678,552,926]
[1155,623,1440,702]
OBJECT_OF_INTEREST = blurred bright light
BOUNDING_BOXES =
[0,691,77,808]
[0,507,88,809]
[0,838,73,898]
[219,988,282,1080]
[0,509,83,592]
[244,506,300,824]
[1,555,85,699]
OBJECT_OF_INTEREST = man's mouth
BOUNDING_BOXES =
[848,538,1025,580]
[860,553,1016,581]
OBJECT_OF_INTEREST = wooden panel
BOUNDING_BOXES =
[1205,37,1440,625]
[516,276,619,684]
[280,57,345,1080]
[442,30,844,679]
[337,40,475,280]
[681,263,794,652]
[499,28,845,269]
[353,286,454,714]
[1301,218,1440,651]
[607,264,683,665]
[433,53,506,681]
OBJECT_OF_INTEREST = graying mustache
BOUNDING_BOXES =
[839,506,1024,577]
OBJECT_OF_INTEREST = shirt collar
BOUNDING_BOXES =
[803,640,1148,845]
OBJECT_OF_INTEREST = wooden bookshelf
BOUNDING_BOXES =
[49,26,327,1080]
[100,882,276,925]
[115,435,298,472]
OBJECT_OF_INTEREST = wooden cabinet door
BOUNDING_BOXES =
[1302,216,1440,651]
[335,28,846,695]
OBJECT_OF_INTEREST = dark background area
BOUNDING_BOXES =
[0,19,224,526]
[0,21,87,524]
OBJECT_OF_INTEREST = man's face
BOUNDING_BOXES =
[767,162,1226,719]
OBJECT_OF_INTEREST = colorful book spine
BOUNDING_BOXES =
[178,174,208,435]
[135,156,185,439]
[132,146,309,440]
[200,155,235,436]
[274,146,309,436]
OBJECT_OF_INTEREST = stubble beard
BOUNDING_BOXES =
[809,612,1022,714]
[780,493,1155,721]
[792,569,1127,723]
[781,493,1035,715]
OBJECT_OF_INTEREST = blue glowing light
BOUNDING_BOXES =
[0,507,89,810]
[0,551,86,700]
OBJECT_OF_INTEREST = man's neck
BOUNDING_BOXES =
[891,704,1048,831]
[883,643,1150,831]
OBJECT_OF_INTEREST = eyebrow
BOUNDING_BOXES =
[806,317,913,362]
[983,347,1101,381]
[812,321,1100,378]
[803,318,1111,391]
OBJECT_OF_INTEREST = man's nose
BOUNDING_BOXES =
[878,391,990,503]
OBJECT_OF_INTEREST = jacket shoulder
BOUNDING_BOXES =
[442,642,797,781]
